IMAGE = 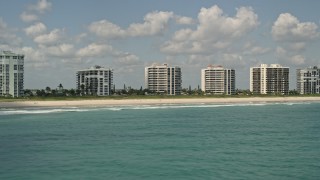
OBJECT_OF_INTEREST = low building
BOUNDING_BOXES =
[250,64,289,95]
[145,63,182,95]
[201,65,235,95]
[76,65,113,96]
[0,51,24,97]
[297,66,320,94]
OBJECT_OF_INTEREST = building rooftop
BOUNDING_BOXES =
[0,50,24,56]
[77,65,113,72]
[252,64,289,68]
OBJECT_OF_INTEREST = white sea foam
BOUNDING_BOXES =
[0,108,90,115]
[0,102,313,115]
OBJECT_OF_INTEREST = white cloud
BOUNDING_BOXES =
[30,0,52,14]
[289,42,306,51]
[0,18,22,46]
[161,5,259,54]
[76,43,114,58]
[33,29,64,45]
[276,46,305,66]
[175,16,195,25]
[114,54,142,66]
[243,43,270,55]
[24,22,47,37]
[21,47,49,68]
[20,12,38,23]
[45,44,75,57]
[272,13,319,42]
[89,11,174,38]
[88,20,126,38]
[291,55,305,65]
[127,11,173,36]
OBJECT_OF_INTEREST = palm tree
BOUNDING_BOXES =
[45,86,51,93]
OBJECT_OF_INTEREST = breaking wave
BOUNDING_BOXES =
[0,102,313,116]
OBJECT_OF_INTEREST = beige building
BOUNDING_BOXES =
[0,51,24,97]
[201,65,235,95]
[145,63,182,95]
[250,64,289,95]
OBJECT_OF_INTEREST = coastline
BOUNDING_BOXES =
[1,97,320,108]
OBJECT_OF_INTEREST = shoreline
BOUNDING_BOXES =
[1,97,320,108]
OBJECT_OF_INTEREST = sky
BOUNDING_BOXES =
[1,0,320,90]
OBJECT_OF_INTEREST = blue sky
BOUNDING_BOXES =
[1,0,319,89]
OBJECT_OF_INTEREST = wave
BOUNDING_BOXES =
[0,102,314,115]
[0,108,91,116]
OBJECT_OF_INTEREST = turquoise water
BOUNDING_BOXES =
[0,102,320,179]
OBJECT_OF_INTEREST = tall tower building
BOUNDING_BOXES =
[297,66,320,94]
[250,64,289,95]
[76,65,113,96]
[145,63,182,95]
[0,51,24,97]
[201,65,235,95]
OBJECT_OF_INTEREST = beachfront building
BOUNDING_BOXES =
[145,63,182,95]
[76,65,113,96]
[0,51,24,97]
[297,66,320,94]
[201,65,235,95]
[250,64,289,95]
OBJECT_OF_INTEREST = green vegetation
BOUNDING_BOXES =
[1,86,320,102]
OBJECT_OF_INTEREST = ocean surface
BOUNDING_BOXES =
[0,102,320,179]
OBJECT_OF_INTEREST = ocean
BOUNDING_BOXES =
[0,102,320,179]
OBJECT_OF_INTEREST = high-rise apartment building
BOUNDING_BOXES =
[250,64,289,95]
[297,66,320,94]
[76,65,113,96]
[145,63,182,95]
[0,51,24,97]
[201,65,235,95]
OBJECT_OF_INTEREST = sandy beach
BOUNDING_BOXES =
[1,97,320,108]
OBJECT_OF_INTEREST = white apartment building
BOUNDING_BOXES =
[297,66,320,94]
[250,64,289,95]
[145,63,182,95]
[76,65,113,96]
[0,51,24,97]
[201,65,235,95]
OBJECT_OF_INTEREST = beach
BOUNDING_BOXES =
[1,97,320,108]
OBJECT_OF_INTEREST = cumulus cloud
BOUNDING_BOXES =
[276,46,305,66]
[272,13,319,66]
[272,13,319,42]
[161,5,259,54]
[21,0,52,24]
[29,0,52,14]
[175,16,195,25]
[127,11,173,36]
[45,44,75,58]
[114,54,142,66]
[0,18,22,46]
[291,55,305,65]
[20,12,38,23]
[89,11,174,38]
[76,43,114,58]
[88,20,126,38]
[222,53,245,67]
[21,46,51,68]
[24,22,47,37]
[33,29,64,45]
[243,42,270,55]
